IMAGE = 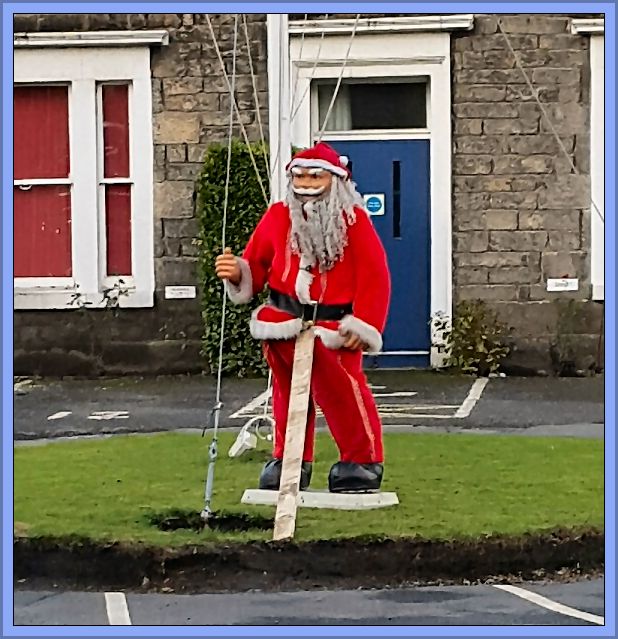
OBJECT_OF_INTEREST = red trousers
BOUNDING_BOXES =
[263,339,384,464]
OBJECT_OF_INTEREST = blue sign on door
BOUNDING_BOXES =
[330,140,431,368]
[364,194,384,215]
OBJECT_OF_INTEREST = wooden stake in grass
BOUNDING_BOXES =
[273,327,316,541]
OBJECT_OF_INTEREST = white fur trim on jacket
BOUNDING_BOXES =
[340,315,383,354]
[224,258,253,305]
[314,326,346,350]
[249,305,303,340]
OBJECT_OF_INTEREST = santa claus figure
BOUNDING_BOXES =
[215,142,391,493]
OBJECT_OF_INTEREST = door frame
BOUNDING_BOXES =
[288,19,466,367]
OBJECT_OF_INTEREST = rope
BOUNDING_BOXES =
[241,14,270,185]
[289,13,310,123]
[205,14,270,208]
[200,14,356,481]
[317,14,361,141]
[497,20,604,224]
[201,14,239,522]
[240,13,276,431]
[290,19,327,123]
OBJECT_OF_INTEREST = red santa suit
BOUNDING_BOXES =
[226,145,391,468]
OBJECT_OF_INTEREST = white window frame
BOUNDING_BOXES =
[590,33,604,300]
[287,17,474,366]
[572,18,604,301]
[13,38,163,310]
[311,76,430,139]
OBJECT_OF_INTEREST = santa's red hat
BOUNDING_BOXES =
[286,142,351,179]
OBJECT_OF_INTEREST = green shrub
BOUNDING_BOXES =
[195,139,271,377]
[433,300,511,376]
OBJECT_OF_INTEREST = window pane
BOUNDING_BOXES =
[105,184,132,276]
[14,185,72,277]
[14,85,70,180]
[317,81,427,131]
[102,84,130,178]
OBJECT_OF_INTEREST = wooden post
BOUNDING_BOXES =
[272,327,316,541]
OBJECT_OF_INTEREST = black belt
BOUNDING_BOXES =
[268,289,353,322]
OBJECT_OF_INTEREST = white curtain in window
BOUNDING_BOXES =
[318,84,352,131]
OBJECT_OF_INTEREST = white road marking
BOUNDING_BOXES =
[88,411,130,420]
[234,408,458,420]
[230,388,271,418]
[105,592,132,625]
[454,377,489,419]
[14,379,35,392]
[373,392,418,398]
[378,404,458,411]
[376,413,455,420]
[233,379,487,422]
[493,584,604,625]
[47,411,72,421]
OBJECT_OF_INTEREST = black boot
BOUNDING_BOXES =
[258,459,313,491]
[328,461,383,493]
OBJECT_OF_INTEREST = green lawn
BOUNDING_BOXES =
[14,432,603,546]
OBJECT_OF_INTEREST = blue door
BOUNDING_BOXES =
[331,139,431,368]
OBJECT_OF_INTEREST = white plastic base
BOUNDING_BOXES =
[241,488,399,510]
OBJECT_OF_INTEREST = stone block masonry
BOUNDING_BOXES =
[451,14,602,373]
[13,13,603,376]
[13,13,268,377]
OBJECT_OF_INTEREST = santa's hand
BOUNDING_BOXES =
[215,247,242,285]
[339,329,368,351]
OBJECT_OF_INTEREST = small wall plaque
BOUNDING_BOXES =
[165,285,197,299]
[547,278,579,292]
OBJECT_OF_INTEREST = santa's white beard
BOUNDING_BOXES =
[285,176,365,272]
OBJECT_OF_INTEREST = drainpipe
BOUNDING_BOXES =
[266,13,291,204]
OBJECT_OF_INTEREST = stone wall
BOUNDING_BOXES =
[451,14,603,373]
[13,13,268,377]
[13,13,604,376]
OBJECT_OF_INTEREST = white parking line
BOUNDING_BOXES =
[378,413,455,420]
[378,404,458,411]
[232,378,488,421]
[47,411,72,421]
[88,411,130,420]
[454,378,489,419]
[230,388,271,418]
[373,392,418,398]
[105,592,132,625]
[493,584,604,625]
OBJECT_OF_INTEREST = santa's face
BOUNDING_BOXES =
[291,168,333,201]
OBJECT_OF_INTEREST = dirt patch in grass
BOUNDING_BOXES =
[14,528,603,594]
[146,508,274,533]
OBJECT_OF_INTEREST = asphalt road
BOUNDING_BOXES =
[13,372,604,441]
[13,578,605,626]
